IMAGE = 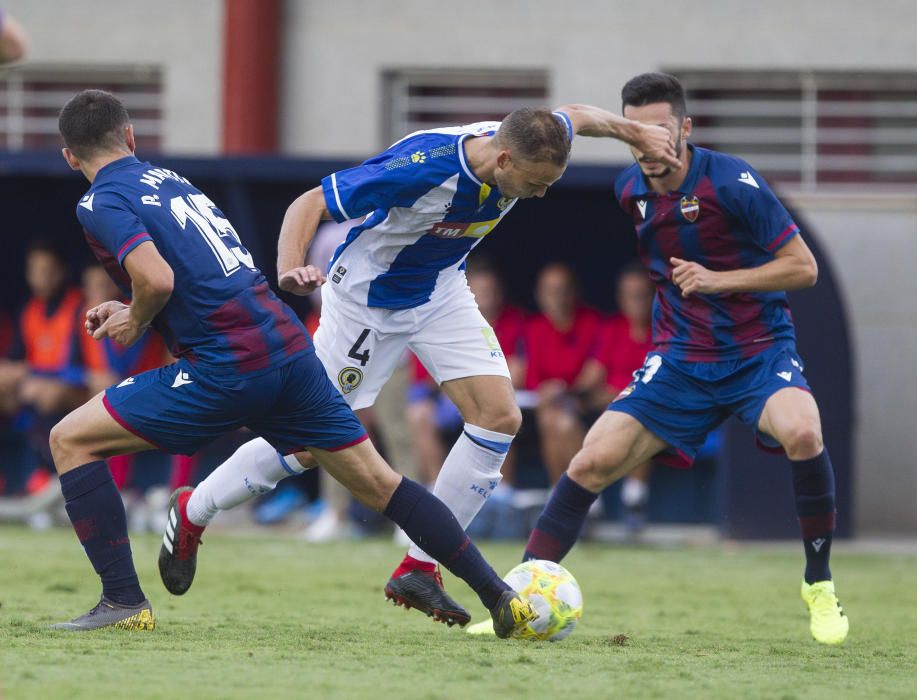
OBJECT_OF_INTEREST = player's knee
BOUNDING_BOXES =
[568,448,616,492]
[294,451,317,470]
[48,420,75,471]
[782,421,823,460]
[477,403,522,436]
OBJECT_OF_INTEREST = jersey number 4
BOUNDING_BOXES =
[170,194,256,276]
[348,328,371,366]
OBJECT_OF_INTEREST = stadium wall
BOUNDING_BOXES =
[3,0,223,154]
[280,0,917,160]
[784,192,917,535]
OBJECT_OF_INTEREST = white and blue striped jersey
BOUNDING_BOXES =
[320,113,574,310]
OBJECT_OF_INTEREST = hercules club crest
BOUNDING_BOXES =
[338,367,364,394]
[680,195,700,223]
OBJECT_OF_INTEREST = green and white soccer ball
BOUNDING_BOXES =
[504,559,583,641]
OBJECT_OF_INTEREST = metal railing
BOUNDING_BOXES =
[0,64,162,151]
[678,70,917,189]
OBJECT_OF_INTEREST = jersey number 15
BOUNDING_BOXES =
[170,193,256,277]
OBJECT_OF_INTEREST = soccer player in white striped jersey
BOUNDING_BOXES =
[173,105,679,626]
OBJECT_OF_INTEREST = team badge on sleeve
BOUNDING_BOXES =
[680,195,700,222]
[338,367,364,394]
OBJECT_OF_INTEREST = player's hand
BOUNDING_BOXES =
[85,300,128,336]
[670,257,721,297]
[92,307,147,347]
[279,265,327,296]
[635,124,681,170]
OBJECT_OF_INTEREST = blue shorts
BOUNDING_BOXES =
[609,344,811,467]
[103,352,367,456]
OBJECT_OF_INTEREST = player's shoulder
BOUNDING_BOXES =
[698,146,767,192]
[389,121,489,148]
[614,163,644,201]
[75,184,131,222]
[353,124,494,189]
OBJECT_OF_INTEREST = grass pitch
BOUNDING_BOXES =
[1,527,916,700]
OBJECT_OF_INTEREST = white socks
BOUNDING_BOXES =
[186,437,306,526]
[407,423,513,564]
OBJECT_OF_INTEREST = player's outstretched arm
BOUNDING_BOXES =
[555,103,681,169]
[277,186,330,295]
[671,235,818,297]
[93,241,173,346]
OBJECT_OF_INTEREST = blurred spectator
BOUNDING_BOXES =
[578,262,656,531]
[0,8,28,64]
[524,263,602,484]
[406,259,527,488]
[0,306,27,496]
[0,241,86,495]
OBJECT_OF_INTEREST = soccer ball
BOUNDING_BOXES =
[503,559,583,641]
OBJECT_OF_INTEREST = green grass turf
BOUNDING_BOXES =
[1,527,916,700]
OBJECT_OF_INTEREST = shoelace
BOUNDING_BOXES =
[177,529,203,561]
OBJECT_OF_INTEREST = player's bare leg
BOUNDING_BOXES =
[759,388,848,644]
[385,374,520,626]
[50,392,156,631]
[523,410,666,562]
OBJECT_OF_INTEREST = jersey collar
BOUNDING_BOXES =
[94,154,140,182]
[677,144,706,194]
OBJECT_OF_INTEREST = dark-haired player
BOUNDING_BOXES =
[50,89,539,636]
[472,72,848,645]
[177,102,681,627]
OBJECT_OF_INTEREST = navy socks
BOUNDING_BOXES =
[523,473,598,563]
[791,449,836,584]
[60,461,145,605]
[383,478,508,609]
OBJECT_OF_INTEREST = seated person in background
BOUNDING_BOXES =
[524,263,602,485]
[577,262,656,531]
[0,241,87,495]
[407,258,527,487]
[0,306,24,495]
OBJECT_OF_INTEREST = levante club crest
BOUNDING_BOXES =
[680,195,700,222]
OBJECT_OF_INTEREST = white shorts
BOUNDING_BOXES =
[313,280,511,410]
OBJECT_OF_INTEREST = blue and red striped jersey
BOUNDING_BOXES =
[615,145,799,362]
[76,155,312,374]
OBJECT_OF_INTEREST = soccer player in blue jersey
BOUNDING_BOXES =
[177,103,681,626]
[48,89,539,635]
[470,73,849,645]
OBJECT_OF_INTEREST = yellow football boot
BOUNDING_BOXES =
[801,580,848,645]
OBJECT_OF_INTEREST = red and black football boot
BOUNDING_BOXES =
[383,555,471,627]
[158,487,204,595]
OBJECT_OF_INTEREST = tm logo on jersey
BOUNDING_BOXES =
[428,219,499,240]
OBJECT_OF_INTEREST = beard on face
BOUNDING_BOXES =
[645,165,671,179]
[641,136,682,179]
